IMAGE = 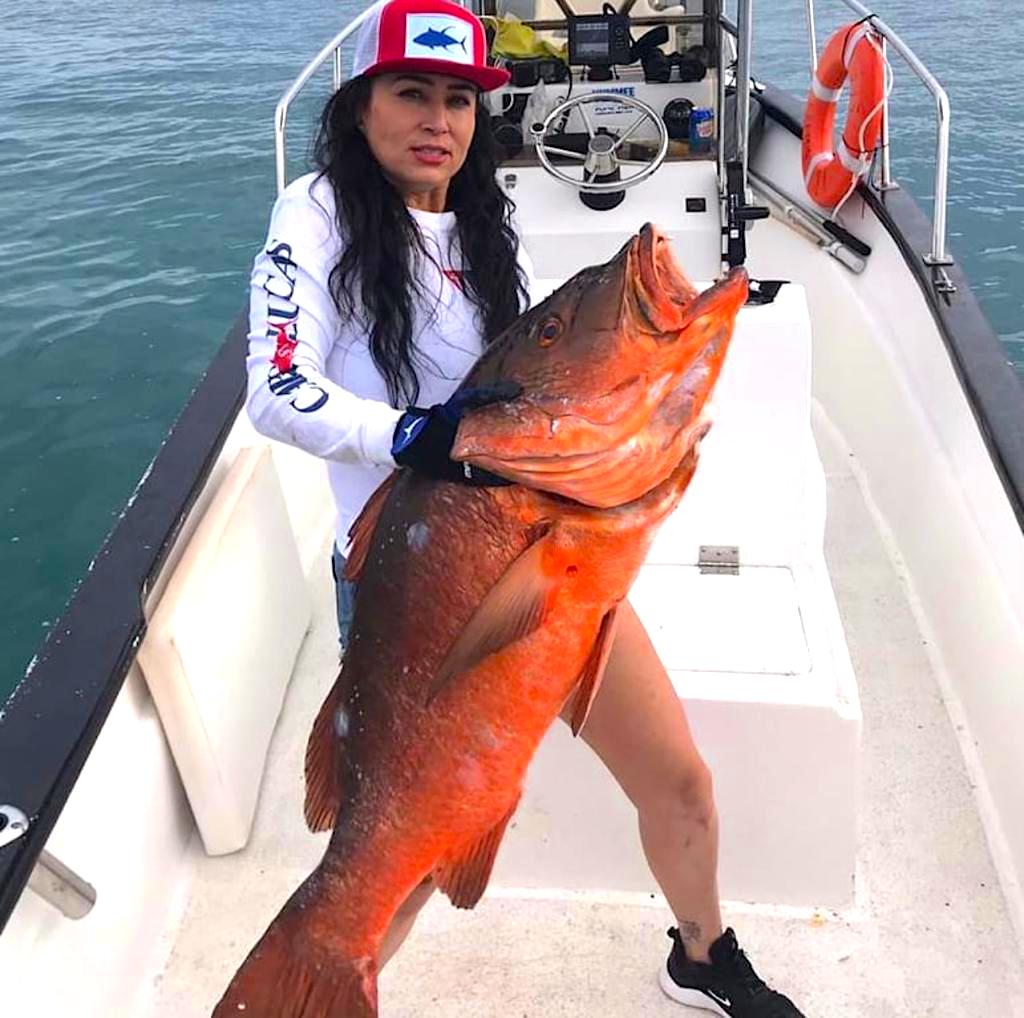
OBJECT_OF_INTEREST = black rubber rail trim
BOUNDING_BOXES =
[821,217,872,258]
[755,82,1024,530]
[0,313,249,933]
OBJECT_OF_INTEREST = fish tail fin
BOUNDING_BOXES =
[214,935,377,1018]
[214,949,377,1018]
[213,873,377,1017]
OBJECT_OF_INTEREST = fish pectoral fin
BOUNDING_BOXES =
[569,604,621,736]
[434,794,520,909]
[426,527,556,705]
[304,664,351,832]
[345,470,400,582]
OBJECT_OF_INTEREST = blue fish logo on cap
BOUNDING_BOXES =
[404,13,474,63]
[412,26,467,52]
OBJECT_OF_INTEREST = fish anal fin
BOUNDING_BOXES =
[345,470,400,583]
[435,795,520,909]
[570,604,620,736]
[304,666,351,832]
[426,526,555,705]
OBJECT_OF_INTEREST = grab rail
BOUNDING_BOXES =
[274,6,379,196]
[804,0,954,285]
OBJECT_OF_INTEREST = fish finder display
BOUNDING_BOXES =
[576,23,609,58]
[568,14,633,66]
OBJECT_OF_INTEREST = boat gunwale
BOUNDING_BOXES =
[753,82,1024,531]
[0,315,249,935]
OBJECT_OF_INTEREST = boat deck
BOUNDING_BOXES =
[142,413,1024,1018]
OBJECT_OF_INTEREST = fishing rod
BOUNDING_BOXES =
[749,167,870,274]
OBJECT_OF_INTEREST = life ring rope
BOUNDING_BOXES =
[801,18,892,213]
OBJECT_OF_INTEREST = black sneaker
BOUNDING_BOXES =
[658,927,805,1017]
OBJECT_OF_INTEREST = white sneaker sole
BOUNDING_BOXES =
[658,963,731,1016]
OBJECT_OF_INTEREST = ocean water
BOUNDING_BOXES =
[1,0,1022,702]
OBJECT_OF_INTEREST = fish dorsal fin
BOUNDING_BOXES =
[304,665,352,832]
[569,604,620,736]
[426,525,555,705]
[345,470,400,583]
[434,794,521,909]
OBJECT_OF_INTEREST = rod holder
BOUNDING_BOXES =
[1,806,96,920]
[27,850,97,921]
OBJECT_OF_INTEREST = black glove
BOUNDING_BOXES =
[391,383,521,485]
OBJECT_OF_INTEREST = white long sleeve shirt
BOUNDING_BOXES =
[246,171,535,553]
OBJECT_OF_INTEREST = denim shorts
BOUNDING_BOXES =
[331,544,358,649]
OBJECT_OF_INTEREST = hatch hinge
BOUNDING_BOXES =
[698,545,740,575]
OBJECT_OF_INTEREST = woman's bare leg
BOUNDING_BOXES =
[379,602,721,967]
[378,877,435,967]
[564,599,722,962]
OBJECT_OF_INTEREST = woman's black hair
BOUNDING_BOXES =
[312,76,529,407]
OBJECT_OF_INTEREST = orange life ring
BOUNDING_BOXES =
[802,21,886,208]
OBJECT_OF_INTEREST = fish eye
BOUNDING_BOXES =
[538,318,562,347]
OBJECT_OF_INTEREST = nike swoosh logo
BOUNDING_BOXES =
[705,988,732,1009]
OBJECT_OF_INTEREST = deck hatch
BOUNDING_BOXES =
[630,563,812,676]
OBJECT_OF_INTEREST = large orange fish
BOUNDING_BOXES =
[213,225,748,1017]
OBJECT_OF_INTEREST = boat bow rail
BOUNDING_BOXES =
[722,0,953,290]
[805,0,954,288]
[725,0,1024,530]
[273,6,379,196]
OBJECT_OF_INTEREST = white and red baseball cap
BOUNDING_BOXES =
[352,0,510,92]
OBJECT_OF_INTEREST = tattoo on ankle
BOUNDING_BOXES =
[679,920,702,943]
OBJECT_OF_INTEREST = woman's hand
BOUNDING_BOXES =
[391,384,521,485]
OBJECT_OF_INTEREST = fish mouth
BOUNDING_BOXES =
[627,224,700,334]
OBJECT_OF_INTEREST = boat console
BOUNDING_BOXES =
[485,0,719,209]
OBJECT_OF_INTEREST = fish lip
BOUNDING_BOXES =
[627,226,748,342]
[682,265,750,333]
[411,144,452,156]
[629,224,700,333]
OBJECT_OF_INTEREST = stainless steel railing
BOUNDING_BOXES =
[804,0,954,276]
[274,5,380,196]
[275,0,954,286]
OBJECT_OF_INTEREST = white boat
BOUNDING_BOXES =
[2,0,1023,1014]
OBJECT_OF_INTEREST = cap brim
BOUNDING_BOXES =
[363,57,510,92]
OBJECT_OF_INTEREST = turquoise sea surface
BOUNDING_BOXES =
[2,0,1022,701]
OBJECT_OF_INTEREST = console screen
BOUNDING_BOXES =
[574,22,609,60]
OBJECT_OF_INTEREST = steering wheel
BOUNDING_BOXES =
[530,93,670,194]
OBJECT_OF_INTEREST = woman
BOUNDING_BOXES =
[247,1,805,1015]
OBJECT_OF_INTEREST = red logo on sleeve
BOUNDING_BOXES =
[270,321,298,372]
